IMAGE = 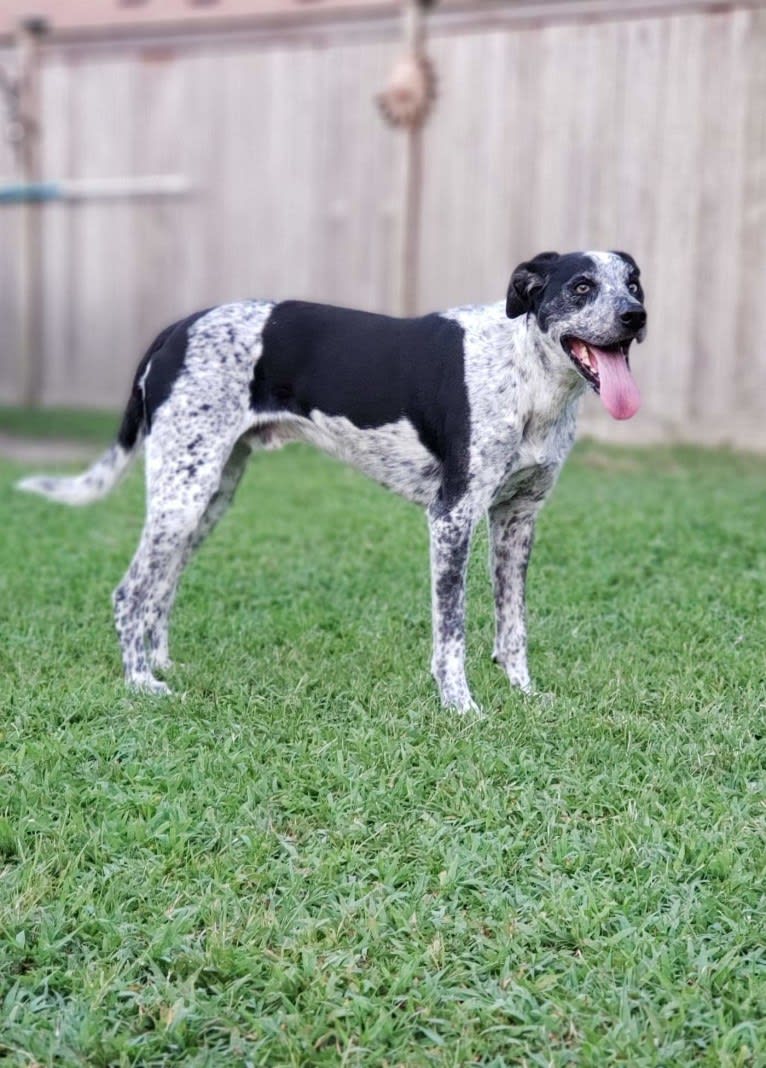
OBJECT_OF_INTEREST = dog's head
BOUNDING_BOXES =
[506,250,646,420]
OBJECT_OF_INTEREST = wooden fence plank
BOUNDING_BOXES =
[733,8,766,450]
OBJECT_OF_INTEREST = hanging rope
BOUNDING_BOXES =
[1,18,47,167]
[0,61,26,163]
[376,0,438,130]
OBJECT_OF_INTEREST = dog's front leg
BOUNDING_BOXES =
[488,496,542,694]
[428,500,477,713]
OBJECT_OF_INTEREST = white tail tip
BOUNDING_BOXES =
[15,444,132,506]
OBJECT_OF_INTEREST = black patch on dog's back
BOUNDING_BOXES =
[252,301,471,500]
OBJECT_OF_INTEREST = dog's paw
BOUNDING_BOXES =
[492,653,532,695]
[452,695,482,716]
[437,683,481,715]
[128,675,172,697]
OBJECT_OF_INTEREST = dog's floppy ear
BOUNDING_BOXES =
[611,249,640,275]
[506,251,560,318]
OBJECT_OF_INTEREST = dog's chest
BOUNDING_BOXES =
[489,408,576,504]
[517,413,570,468]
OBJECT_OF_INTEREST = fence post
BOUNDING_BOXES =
[398,0,426,318]
[16,18,46,408]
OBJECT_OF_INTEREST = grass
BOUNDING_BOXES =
[1,410,765,1066]
[0,406,119,444]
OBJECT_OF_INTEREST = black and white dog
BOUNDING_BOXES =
[18,250,646,711]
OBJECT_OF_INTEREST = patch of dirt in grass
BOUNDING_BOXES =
[0,433,98,464]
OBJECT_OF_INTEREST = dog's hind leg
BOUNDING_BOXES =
[113,429,246,694]
[146,438,252,671]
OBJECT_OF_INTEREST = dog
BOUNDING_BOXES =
[17,250,646,711]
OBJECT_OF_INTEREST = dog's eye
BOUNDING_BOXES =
[574,281,593,295]
[627,282,640,295]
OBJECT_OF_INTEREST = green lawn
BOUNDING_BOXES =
[0,405,120,444]
[1,411,765,1066]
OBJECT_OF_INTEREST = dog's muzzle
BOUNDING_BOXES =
[562,335,642,420]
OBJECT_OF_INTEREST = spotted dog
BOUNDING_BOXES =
[18,250,646,711]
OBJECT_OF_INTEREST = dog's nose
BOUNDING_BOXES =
[620,306,647,331]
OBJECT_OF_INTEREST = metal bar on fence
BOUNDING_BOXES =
[0,174,192,203]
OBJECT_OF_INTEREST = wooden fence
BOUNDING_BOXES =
[1,1,765,448]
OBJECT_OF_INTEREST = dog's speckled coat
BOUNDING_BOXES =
[18,250,646,710]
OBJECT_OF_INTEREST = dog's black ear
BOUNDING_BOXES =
[506,251,560,318]
[611,249,640,274]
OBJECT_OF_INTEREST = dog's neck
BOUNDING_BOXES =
[507,310,587,420]
[442,300,586,437]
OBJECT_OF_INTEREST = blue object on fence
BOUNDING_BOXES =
[0,182,61,203]
[0,176,190,204]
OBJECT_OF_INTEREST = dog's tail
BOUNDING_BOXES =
[16,352,150,508]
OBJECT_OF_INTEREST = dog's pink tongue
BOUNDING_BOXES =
[592,348,641,420]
